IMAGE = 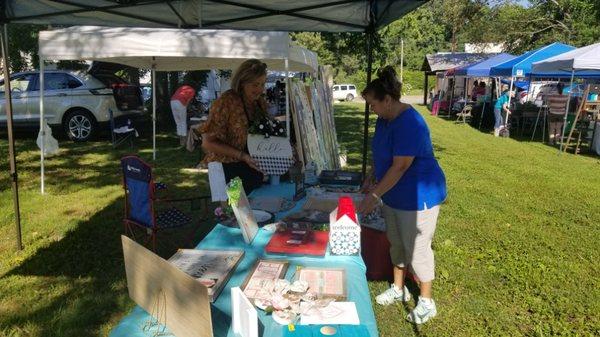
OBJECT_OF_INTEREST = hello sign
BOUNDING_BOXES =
[247,135,294,175]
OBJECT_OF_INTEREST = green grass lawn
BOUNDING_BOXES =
[1,103,599,336]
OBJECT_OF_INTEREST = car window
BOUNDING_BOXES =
[43,73,71,90]
[0,74,35,93]
[65,74,83,88]
[333,86,339,91]
[349,85,356,90]
[341,85,348,91]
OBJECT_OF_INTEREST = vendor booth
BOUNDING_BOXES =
[532,42,600,154]
[37,26,319,192]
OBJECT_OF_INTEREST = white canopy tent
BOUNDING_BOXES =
[37,26,319,193]
[531,42,600,152]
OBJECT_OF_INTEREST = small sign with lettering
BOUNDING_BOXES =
[247,135,294,175]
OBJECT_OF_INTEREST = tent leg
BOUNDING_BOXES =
[532,104,542,141]
[505,77,514,126]
[39,56,45,194]
[361,31,374,179]
[285,58,290,141]
[558,70,575,153]
[1,24,23,251]
[152,67,156,160]
[479,101,486,130]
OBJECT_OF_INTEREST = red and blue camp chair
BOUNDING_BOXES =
[120,155,209,252]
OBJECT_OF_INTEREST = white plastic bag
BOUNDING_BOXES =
[36,121,59,156]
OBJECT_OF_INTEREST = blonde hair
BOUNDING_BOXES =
[231,59,268,95]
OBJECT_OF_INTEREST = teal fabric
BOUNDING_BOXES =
[494,93,509,110]
[110,183,379,337]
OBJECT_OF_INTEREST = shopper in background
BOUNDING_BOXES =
[171,83,196,145]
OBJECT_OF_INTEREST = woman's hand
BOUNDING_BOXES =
[357,193,381,215]
[241,153,262,173]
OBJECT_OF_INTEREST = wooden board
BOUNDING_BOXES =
[121,235,213,337]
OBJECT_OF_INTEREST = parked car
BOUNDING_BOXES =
[332,84,358,101]
[0,69,144,141]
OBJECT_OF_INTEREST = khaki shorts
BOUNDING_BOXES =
[381,204,440,282]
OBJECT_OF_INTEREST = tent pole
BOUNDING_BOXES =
[1,24,23,251]
[505,76,514,126]
[361,30,374,179]
[39,56,45,194]
[285,58,290,141]
[152,65,156,160]
[559,70,575,153]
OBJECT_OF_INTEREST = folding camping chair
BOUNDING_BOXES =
[120,155,211,252]
[455,104,473,124]
[110,109,137,148]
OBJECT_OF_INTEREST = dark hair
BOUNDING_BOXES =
[473,80,479,86]
[479,82,486,87]
[557,82,564,95]
[361,66,402,101]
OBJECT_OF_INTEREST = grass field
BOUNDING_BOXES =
[1,103,599,336]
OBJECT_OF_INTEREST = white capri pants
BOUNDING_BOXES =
[382,204,440,282]
[170,99,188,137]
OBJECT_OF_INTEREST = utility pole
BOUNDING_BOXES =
[400,38,404,84]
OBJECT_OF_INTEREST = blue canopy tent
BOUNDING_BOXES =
[489,42,575,126]
[444,53,515,128]
[489,42,575,78]
[454,53,515,77]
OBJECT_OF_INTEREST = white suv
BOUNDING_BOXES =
[0,70,144,141]
[332,84,358,101]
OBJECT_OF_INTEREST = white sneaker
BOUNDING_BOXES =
[406,296,437,324]
[375,284,411,305]
[493,128,500,137]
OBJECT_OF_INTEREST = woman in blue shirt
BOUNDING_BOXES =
[357,66,446,325]
[493,89,514,136]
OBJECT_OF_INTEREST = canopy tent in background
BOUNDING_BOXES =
[454,53,515,77]
[38,26,319,193]
[489,42,574,78]
[2,0,430,250]
[38,26,318,73]
[531,42,600,78]
[531,41,600,152]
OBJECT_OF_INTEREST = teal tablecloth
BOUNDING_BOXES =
[110,183,378,337]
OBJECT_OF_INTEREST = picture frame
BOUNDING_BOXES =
[168,249,245,302]
[294,267,347,300]
[240,259,289,300]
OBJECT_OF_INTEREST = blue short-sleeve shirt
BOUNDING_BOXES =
[372,107,447,211]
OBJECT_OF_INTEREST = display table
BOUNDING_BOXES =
[592,121,600,155]
[110,183,378,337]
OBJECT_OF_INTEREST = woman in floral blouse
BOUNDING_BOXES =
[199,59,267,194]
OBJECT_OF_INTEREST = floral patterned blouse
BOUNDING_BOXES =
[198,89,267,164]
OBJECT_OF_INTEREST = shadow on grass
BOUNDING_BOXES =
[2,191,216,336]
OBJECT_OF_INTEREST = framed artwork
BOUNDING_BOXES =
[240,259,289,300]
[294,267,347,300]
[168,249,245,302]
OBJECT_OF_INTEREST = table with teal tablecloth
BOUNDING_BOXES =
[110,183,378,337]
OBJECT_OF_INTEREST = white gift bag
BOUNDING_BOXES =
[36,121,59,156]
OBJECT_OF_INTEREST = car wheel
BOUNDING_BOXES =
[63,109,96,142]
[346,94,354,101]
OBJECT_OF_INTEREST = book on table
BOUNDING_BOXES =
[265,229,329,256]
[168,249,245,302]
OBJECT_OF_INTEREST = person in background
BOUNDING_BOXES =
[357,66,447,325]
[199,59,267,195]
[470,80,479,101]
[547,83,569,145]
[493,89,515,137]
[171,83,196,145]
[473,81,486,101]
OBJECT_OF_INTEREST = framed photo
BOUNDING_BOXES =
[240,259,289,300]
[294,267,346,300]
[168,249,245,302]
